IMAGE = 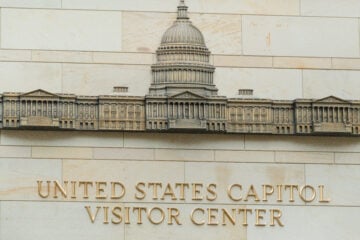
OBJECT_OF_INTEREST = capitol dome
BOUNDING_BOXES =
[149,0,218,97]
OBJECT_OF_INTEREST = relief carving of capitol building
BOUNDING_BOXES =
[1,0,359,136]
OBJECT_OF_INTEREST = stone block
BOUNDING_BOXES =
[303,70,360,99]
[273,57,332,69]
[62,160,184,203]
[93,52,154,65]
[122,12,243,54]
[0,62,61,93]
[301,0,360,17]
[32,147,93,159]
[215,68,302,99]
[124,132,245,150]
[0,49,31,61]
[1,202,124,240]
[0,146,31,158]
[242,16,359,57]
[93,148,154,160]
[275,151,334,164]
[305,164,360,206]
[32,50,93,63]
[62,0,299,15]
[215,150,275,163]
[0,0,61,8]
[335,153,360,164]
[0,158,61,200]
[1,8,122,51]
[332,58,360,70]
[1,130,124,147]
[185,162,305,204]
[62,63,151,96]
[155,149,214,161]
[245,135,360,153]
[247,206,360,239]
[213,55,273,68]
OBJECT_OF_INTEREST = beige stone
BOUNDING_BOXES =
[275,151,334,164]
[332,58,360,70]
[1,9,122,51]
[245,135,360,152]
[215,68,302,99]
[303,70,360,99]
[62,160,184,203]
[93,148,154,160]
[62,0,299,15]
[32,147,93,159]
[32,50,93,63]
[124,203,246,240]
[0,158,61,200]
[0,49,31,61]
[185,162,305,204]
[0,0,61,8]
[62,63,151,96]
[1,130,124,147]
[301,0,360,17]
[124,132,245,150]
[273,57,332,69]
[242,16,359,57]
[0,146,31,158]
[93,52,154,65]
[247,206,360,239]
[155,149,214,161]
[1,202,125,240]
[215,150,275,163]
[306,164,360,205]
[213,55,272,68]
[0,62,62,93]
[335,153,360,164]
[122,12,243,54]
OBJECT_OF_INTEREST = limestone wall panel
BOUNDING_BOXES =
[1,9,122,51]
[0,0,61,8]
[242,16,359,58]
[301,0,360,18]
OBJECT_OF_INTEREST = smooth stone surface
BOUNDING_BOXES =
[275,151,334,164]
[0,0,61,8]
[214,150,275,163]
[1,9,122,51]
[301,0,360,17]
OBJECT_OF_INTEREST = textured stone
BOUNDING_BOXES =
[155,149,214,161]
[0,62,61,93]
[303,70,360,99]
[301,0,360,17]
[0,158,61,200]
[93,148,154,160]
[213,55,272,68]
[0,49,31,61]
[1,130,124,147]
[1,8,122,51]
[0,146,31,158]
[215,150,275,163]
[332,58,360,70]
[306,164,360,205]
[62,0,299,15]
[1,202,124,240]
[242,16,359,57]
[93,52,154,65]
[335,153,360,164]
[62,63,151,96]
[215,68,302,99]
[275,151,334,164]
[32,147,93,159]
[32,50,93,63]
[124,132,245,150]
[273,57,332,69]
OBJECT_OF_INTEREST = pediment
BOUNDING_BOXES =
[315,96,350,104]
[169,91,206,100]
[20,89,59,98]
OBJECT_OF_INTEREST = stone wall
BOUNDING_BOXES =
[0,1,360,239]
